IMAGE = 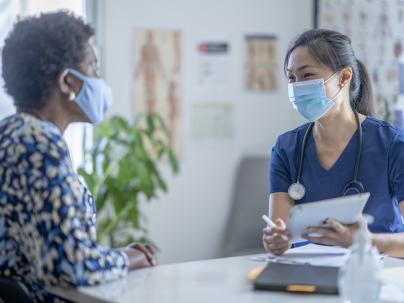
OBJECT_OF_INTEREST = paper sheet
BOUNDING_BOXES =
[251,244,349,267]
[251,244,386,268]
[191,103,234,140]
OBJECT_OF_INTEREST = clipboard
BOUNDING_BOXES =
[253,262,339,294]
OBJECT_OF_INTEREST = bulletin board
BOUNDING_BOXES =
[315,0,404,121]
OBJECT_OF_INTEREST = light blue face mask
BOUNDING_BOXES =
[66,68,113,124]
[288,73,340,122]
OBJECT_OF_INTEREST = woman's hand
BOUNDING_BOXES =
[122,243,157,270]
[262,218,292,255]
[302,218,359,247]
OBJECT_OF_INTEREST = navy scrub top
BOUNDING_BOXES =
[269,116,404,233]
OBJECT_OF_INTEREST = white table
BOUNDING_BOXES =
[47,254,404,303]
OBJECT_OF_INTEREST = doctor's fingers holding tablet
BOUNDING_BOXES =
[263,28,404,257]
[302,218,360,247]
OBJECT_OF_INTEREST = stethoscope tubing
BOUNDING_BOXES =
[289,111,363,200]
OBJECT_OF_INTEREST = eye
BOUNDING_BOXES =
[303,73,314,78]
[288,74,296,81]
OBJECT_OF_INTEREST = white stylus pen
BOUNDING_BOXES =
[262,214,289,241]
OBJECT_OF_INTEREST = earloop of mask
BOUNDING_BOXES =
[325,72,343,102]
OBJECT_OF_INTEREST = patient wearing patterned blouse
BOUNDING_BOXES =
[0,11,156,302]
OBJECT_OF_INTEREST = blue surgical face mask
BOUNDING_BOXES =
[66,68,113,124]
[288,73,340,122]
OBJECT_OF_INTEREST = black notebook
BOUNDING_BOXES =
[254,262,339,295]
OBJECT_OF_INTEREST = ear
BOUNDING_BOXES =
[340,67,353,88]
[57,70,76,100]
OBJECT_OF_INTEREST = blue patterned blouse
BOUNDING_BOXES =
[0,113,128,302]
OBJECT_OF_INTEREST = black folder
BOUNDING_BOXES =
[254,262,339,295]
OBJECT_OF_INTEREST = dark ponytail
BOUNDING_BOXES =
[284,29,374,116]
[352,59,374,116]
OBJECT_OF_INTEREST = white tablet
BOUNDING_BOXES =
[287,192,370,243]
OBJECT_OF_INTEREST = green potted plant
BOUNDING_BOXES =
[78,113,178,248]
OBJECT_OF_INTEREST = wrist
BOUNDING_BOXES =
[121,249,135,270]
[370,232,384,253]
[122,248,143,270]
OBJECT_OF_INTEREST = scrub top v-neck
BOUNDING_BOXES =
[269,116,404,233]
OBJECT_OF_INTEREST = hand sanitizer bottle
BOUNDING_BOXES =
[338,215,382,303]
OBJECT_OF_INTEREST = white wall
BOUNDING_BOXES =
[104,0,312,263]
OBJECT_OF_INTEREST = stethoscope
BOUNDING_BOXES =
[288,111,365,201]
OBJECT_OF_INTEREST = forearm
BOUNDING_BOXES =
[372,232,404,258]
[269,193,293,222]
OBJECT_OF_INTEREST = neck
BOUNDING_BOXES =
[313,101,358,145]
[18,103,71,134]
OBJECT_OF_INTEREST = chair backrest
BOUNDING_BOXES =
[0,277,32,303]
[221,156,269,257]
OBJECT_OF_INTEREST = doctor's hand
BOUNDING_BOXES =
[302,218,360,247]
[263,218,292,256]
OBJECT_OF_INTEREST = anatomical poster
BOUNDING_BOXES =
[133,30,182,155]
[244,34,278,92]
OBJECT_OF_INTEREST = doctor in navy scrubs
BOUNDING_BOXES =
[263,29,404,257]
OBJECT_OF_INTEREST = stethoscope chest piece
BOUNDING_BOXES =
[288,182,306,201]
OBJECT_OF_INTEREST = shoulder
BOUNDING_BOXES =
[363,116,404,143]
[0,113,68,164]
[274,122,311,152]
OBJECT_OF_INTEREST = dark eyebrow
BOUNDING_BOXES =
[286,64,316,73]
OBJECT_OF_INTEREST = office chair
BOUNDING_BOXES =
[0,277,32,303]
[221,156,269,257]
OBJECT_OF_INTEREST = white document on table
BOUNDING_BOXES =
[252,243,385,267]
[251,243,349,267]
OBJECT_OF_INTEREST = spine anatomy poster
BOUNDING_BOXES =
[318,0,404,121]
